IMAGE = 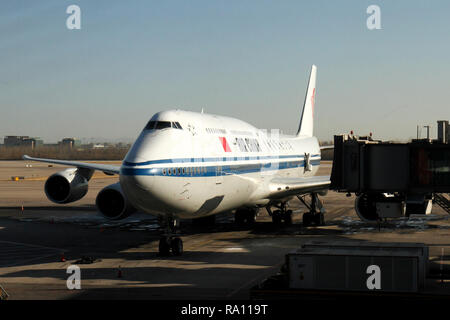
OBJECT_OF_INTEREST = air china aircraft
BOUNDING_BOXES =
[24,65,330,256]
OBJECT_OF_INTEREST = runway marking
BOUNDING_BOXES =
[0,240,66,268]
[224,247,246,252]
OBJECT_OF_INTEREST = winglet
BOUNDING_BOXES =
[296,65,317,137]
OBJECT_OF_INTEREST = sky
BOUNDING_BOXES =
[1,0,449,143]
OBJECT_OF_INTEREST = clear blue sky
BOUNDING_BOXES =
[1,0,449,143]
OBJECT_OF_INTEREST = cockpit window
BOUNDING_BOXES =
[145,120,182,130]
[145,121,157,130]
[154,121,172,129]
[172,122,183,129]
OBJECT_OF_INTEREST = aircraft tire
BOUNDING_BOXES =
[159,237,171,256]
[314,212,325,226]
[303,212,312,227]
[171,238,183,256]
[272,210,282,225]
[246,210,256,225]
[235,210,245,225]
[284,210,293,225]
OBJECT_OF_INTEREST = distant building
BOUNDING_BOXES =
[4,136,43,149]
[115,142,131,149]
[437,120,450,143]
[59,138,81,149]
[4,136,29,147]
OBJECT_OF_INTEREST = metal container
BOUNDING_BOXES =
[301,241,428,279]
[287,243,427,293]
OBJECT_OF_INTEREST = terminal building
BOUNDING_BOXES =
[3,136,43,149]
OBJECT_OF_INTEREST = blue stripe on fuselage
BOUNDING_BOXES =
[122,154,320,167]
[120,158,321,177]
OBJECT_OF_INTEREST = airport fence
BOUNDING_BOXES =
[0,146,129,160]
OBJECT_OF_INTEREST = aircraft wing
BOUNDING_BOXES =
[267,175,330,199]
[22,155,120,175]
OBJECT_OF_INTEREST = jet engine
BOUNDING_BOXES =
[45,168,91,204]
[96,183,136,220]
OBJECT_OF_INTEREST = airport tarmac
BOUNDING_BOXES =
[0,160,449,299]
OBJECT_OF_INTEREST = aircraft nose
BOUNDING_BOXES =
[124,132,154,164]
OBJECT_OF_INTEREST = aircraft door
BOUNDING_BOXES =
[215,165,223,185]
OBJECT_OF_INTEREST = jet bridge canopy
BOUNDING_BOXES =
[330,135,450,194]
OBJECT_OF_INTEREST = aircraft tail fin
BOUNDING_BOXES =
[296,65,317,137]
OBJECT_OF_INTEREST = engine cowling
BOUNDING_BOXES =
[45,168,90,204]
[96,183,136,220]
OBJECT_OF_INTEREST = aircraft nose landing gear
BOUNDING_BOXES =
[158,216,183,256]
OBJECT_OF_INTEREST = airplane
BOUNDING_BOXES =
[24,64,331,256]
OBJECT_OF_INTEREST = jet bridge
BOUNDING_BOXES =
[330,125,450,221]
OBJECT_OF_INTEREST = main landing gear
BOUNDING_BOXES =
[234,207,257,225]
[297,193,326,227]
[158,216,183,256]
[266,203,293,225]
